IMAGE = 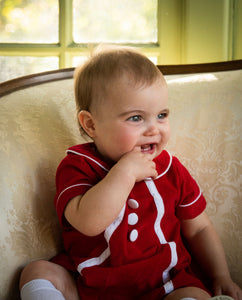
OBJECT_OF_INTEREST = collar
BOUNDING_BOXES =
[67,142,172,179]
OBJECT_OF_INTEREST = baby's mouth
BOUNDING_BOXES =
[141,144,155,154]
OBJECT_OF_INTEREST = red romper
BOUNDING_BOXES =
[53,142,208,299]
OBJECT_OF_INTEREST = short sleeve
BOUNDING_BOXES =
[54,152,108,227]
[173,157,206,220]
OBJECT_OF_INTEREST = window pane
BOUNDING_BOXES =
[148,57,158,65]
[73,0,157,43]
[0,56,59,82]
[0,0,58,43]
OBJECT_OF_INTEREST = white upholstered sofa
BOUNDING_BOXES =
[0,61,241,299]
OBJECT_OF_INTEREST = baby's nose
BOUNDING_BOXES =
[144,122,159,136]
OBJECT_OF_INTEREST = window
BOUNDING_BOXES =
[1,0,59,43]
[73,0,157,43]
[0,0,241,82]
[0,0,158,82]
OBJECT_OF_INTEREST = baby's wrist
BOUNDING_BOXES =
[110,162,136,186]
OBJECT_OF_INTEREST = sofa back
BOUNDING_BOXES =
[0,61,241,299]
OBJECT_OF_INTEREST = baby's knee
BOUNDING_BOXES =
[19,260,79,300]
[19,260,59,289]
[164,286,210,300]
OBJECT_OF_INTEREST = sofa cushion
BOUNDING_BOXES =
[0,70,241,299]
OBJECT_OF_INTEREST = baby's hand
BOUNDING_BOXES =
[212,276,242,300]
[116,148,158,183]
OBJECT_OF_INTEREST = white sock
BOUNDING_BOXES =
[20,279,65,300]
[180,298,197,300]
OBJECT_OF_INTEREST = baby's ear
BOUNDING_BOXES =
[78,110,96,138]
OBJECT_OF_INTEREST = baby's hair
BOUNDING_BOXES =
[74,45,162,136]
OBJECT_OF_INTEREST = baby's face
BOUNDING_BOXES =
[91,77,170,162]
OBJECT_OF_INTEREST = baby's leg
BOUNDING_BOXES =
[19,260,80,300]
[163,286,211,300]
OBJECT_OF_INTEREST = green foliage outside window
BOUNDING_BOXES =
[0,0,58,43]
[0,0,157,82]
[73,0,157,43]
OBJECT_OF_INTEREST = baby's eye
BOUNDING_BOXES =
[157,112,168,120]
[128,115,142,122]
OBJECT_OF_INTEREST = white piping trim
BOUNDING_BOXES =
[145,180,166,245]
[77,205,126,275]
[163,280,174,294]
[145,180,177,291]
[104,205,126,243]
[178,189,202,207]
[163,241,177,284]
[77,248,110,275]
[67,150,109,172]
[56,183,92,207]
[155,151,173,179]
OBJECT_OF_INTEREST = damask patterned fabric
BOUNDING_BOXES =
[0,70,241,299]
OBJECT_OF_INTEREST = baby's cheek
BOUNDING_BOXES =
[163,125,171,141]
[117,130,138,147]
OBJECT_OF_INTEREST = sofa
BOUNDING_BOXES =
[0,60,241,299]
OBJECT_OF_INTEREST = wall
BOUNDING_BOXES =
[158,0,242,64]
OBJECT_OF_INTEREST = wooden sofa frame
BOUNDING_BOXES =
[1,60,241,97]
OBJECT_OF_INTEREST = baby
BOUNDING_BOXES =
[19,46,242,300]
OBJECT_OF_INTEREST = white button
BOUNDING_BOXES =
[128,213,138,225]
[129,229,138,242]
[128,199,139,209]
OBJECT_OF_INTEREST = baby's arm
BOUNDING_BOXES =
[181,212,242,300]
[64,149,157,236]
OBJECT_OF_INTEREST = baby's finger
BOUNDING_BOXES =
[145,169,158,181]
[152,169,158,178]
[213,284,222,296]
[132,146,141,153]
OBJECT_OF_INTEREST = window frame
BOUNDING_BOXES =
[0,0,162,70]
